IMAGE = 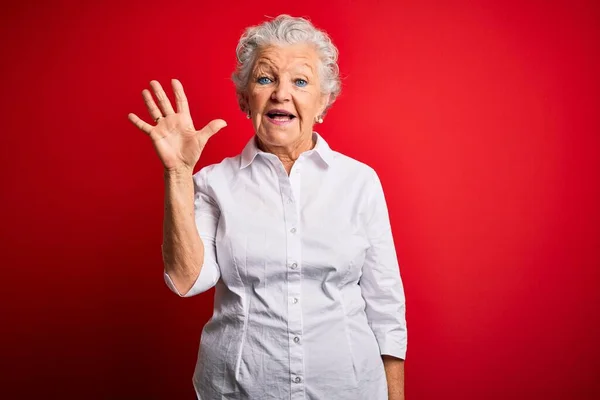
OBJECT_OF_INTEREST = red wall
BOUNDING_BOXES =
[1,0,599,398]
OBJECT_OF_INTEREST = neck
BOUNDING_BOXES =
[256,132,316,172]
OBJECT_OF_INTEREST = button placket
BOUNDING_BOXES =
[284,165,305,399]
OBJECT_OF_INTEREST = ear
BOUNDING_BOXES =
[319,93,331,116]
[239,92,250,113]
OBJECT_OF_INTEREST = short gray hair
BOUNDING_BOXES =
[232,14,341,115]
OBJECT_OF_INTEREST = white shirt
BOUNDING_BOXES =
[164,132,407,400]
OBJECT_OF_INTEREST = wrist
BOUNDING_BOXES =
[164,166,193,179]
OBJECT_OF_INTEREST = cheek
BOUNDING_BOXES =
[248,88,270,108]
[296,101,319,119]
[295,89,322,115]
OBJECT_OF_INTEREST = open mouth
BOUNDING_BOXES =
[266,110,297,122]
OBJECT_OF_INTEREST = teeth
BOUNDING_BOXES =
[269,112,293,117]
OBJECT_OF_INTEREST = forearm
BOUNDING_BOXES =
[383,355,405,400]
[162,168,204,294]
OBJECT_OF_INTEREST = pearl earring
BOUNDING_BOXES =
[315,115,323,123]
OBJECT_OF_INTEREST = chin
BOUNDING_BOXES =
[258,128,301,146]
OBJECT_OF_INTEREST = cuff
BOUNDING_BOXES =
[163,267,218,297]
[375,331,407,360]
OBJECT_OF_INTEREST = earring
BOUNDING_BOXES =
[246,111,251,119]
[315,115,323,123]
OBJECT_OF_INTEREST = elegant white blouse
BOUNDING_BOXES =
[164,132,407,400]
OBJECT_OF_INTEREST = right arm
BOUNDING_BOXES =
[162,167,204,295]
[128,78,226,297]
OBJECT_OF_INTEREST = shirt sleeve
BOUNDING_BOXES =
[359,168,408,360]
[163,167,221,297]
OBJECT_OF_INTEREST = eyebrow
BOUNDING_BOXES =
[254,61,273,70]
[252,60,315,75]
[252,61,275,77]
[299,63,315,74]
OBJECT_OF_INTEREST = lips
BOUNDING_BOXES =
[266,109,296,117]
[265,109,296,126]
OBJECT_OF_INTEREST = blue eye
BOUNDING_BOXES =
[257,77,272,85]
[295,79,308,87]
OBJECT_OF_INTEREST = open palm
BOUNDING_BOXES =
[128,79,226,172]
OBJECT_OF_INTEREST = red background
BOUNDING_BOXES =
[1,0,599,399]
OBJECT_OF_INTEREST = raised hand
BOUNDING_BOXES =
[128,79,227,173]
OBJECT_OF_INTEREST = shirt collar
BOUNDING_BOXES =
[240,131,333,169]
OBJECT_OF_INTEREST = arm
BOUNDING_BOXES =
[127,78,224,297]
[359,169,408,398]
[162,167,203,294]
[162,167,220,297]
[383,355,405,400]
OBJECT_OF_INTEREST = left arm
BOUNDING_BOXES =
[383,355,405,400]
[359,168,408,399]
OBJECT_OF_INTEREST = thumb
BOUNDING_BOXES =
[198,119,227,139]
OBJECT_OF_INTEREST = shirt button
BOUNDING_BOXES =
[292,297,298,304]
[290,263,298,269]
[290,227,297,234]
[294,376,302,383]
[294,336,300,343]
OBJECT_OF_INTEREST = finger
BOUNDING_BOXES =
[142,89,163,121]
[128,112,153,135]
[150,80,175,116]
[171,79,190,115]
[128,113,166,142]
[197,119,227,140]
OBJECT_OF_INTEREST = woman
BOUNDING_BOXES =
[128,14,407,400]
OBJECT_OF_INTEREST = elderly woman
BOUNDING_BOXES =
[128,14,407,400]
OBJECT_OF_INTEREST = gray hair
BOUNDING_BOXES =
[232,14,341,116]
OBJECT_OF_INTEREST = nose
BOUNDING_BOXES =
[270,79,292,103]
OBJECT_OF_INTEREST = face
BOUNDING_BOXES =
[244,43,330,149]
